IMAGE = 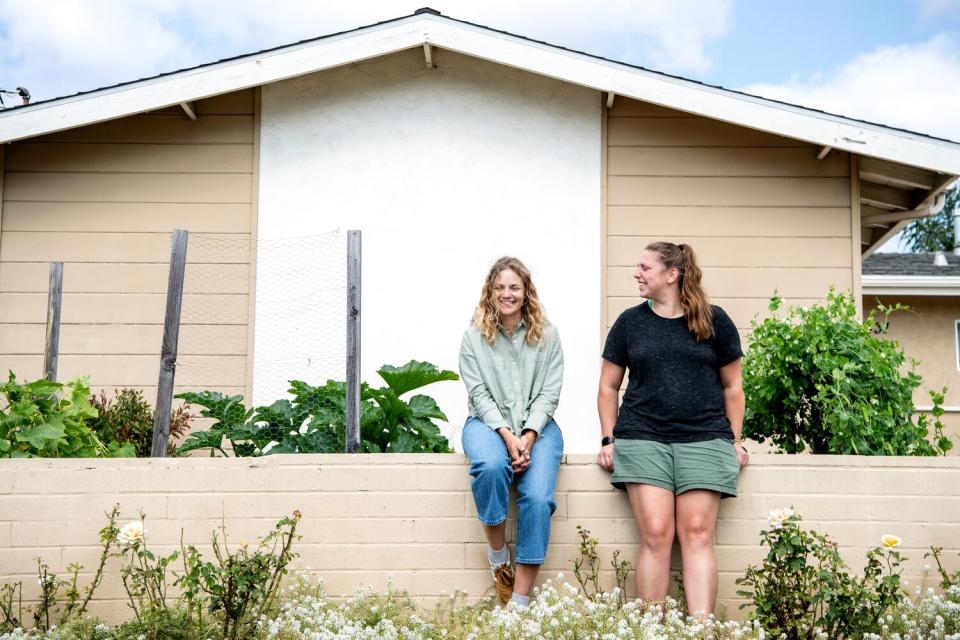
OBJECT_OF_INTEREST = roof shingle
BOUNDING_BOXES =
[862,252,960,276]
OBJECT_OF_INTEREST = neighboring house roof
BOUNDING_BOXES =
[1,7,960,176]
[862,252,960,295]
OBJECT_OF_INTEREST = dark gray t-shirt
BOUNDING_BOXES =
[602,302,742,443]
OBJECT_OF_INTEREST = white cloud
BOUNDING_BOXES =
[741,34,960,141]
[0,0,731,102]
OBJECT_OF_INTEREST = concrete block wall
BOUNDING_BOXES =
[1,454,958,622]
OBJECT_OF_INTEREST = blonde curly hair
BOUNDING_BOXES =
[472,257,549,345]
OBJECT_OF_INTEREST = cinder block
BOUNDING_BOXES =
[412,517,486,543]
[296,543,464,571]
[411,569,495,597]
[306,569,415,597]
[566,492,633,518]
[302,517,417,544]
[0,546,62,574]
[555,465,619,492]
[550,518,620,545]
[869,496,960,523]
[12,468,121,494]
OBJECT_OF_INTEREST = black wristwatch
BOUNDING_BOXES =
[601,436,615,447]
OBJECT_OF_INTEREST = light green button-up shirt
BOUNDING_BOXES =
[459,321,563,436]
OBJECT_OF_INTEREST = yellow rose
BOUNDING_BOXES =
[881,534,902,549]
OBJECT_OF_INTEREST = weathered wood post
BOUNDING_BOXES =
[151,229,189,457]
[43,262,63,382]
[345,230,361,453]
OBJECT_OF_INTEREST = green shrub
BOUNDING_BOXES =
[736,508,905,639]
[0,373,134,458]
[742,290,951,455]
[89,389,192,457]
[174,360,458,456]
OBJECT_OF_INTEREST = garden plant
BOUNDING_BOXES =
[742,290,951,455]
[175,360,459,456]
[0,374,133,458]
[88,389,192,457]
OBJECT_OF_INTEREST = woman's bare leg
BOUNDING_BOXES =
[675,489,721,616]
[625,483,675,601]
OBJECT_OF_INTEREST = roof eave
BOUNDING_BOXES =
[862,274,960,296]
[2,13,960,175]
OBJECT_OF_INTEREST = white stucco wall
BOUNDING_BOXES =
[257,48,601,452]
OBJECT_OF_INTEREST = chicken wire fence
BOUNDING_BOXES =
[177,230,349,406]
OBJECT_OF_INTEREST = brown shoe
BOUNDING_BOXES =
[492,563,514,604]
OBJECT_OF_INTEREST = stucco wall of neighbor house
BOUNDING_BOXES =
[0,91,256,403]
[604,99,855,343]
[864,295,960,453]
[258,48,603,453]
[0,454,958,622]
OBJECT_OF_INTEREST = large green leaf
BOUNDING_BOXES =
[408,394,448,421]
[17,420,66,450]
[174,429,228,456]
[376,361,458,397]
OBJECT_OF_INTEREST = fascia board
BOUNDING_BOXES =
[0,17,427,144]
[862,275,960,296]
[423,17,960,175]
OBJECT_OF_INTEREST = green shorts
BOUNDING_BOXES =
[610,438,740,498]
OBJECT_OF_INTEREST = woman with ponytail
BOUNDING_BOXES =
[596,242,747,616]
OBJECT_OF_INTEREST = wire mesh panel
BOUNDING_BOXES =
[177,229,347,406]
[250,230,347,405]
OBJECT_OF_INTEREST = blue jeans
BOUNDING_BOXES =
[461,417,564,564]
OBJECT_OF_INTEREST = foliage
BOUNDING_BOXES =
[0,583,21,634]
[89,389,193,457]
[736,508,905,639]
[572,526,632,605]
[862,585,960,639]
[114,513,180,622]
[901,187,958,253]
[742,290,952,455]
[0,373,135,458]
[177,512,300,640]
[927,546,960,590]
[174,361,458,456]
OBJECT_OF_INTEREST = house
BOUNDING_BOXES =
[1,8,959,453]
[863,251,960,452]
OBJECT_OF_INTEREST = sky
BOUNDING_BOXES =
[1,0,959,248]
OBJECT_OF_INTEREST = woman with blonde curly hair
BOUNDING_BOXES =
[459,257,564,608]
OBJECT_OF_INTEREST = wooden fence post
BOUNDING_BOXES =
[43,262,63,382]
[152,229,189,457]
[345,230,361,453]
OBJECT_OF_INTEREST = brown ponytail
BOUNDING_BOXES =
[645,241,714,341]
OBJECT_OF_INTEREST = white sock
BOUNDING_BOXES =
[509,593,530,608]
[488,544,509,567]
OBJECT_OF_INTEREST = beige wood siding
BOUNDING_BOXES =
[0,90,256,404]
[605,98,854,338]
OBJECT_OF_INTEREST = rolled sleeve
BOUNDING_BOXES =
[523,331,563,436]
[459,333,509,431]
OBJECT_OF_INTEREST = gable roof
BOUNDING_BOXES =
[3,8,960,176]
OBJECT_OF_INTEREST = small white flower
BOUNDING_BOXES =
[117,521,145,547]
[767,507,795,530]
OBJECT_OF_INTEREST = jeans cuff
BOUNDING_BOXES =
[477,514,507,527]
